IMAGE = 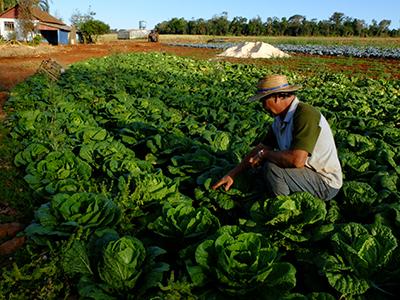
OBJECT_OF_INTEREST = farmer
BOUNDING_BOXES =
[212,74,342,200]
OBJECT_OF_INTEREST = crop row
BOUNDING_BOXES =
[2,53,400,299]
[168,42,400,59]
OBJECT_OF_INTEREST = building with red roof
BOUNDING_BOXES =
[0,4,71,45]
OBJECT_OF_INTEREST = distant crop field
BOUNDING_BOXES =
[96,33,400,48]
[158,34,400,48]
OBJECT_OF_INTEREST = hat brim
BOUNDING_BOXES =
[248,84,302,102]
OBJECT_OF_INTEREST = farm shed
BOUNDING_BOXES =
[0,4,70,45]
[117,29,150,39]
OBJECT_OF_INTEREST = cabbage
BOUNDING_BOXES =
[189,225,296,296]
[99,236,146,291]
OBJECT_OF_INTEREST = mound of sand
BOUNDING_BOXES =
[217,42,290,58]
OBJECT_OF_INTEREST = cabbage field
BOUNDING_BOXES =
[2,52,400,299]
[168,42,400,59]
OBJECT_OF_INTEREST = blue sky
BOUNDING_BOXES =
[51,0,400,30]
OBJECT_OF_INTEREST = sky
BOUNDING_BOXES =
[50,0,400,30]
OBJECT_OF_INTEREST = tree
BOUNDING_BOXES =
[79,19,110,43]
[352,18,367,37]
[287,14,306,36]
[70,6,96,28]
[280,17,289,35]
[307,18,319,36]
[154,12,396,38]
[1,0,49,13]
[208,12,229,35]
[368,19,379,36]
[33,0,50,12]
[247,16,264,36]
[264,17,274,35]
[341,17,354,36]
[229,16,247,36]
[169,17,187,34]
[187,18,208,35]
[329,12,345,35]
[0,0,17,12]
[318,20,331,36]
[17,0,35,41]
[378,19,391,36]
[69,6,109,43]
[194,18,208,35]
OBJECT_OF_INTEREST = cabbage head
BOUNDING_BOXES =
[99,236,146,291]
[25,192,121,243]
[191,225,296,295]
[148,201,220,239]
[250,192,327,242]
[320,222,398,297]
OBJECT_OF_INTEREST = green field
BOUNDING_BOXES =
[1,38,400,299]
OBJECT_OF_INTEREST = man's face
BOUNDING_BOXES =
[261,94,279,115]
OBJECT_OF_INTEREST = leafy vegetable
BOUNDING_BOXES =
[98,236,146,291]
[250,192,327,243]
[148,201,220,239]
[188,225,296,296]
[25,192,120,243]
[319,222,398,297]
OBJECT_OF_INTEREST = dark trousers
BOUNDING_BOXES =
[262,161,339,200]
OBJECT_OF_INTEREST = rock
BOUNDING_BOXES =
[0,222,25,239]
[0,236,26,255]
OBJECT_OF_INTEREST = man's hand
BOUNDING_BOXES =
[211,175,234,191]
[247,146,267,168]
[248,152,263,167]
[211,144,267,192]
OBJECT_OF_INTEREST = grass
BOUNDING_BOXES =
[98,33,147,42]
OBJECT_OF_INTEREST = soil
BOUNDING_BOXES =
[2,39,399,94]
[0,41,220,91]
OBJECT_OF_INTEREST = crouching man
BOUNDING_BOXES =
[212,74,342,200]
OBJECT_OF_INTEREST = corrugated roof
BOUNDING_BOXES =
[38,21,71,31]
[31,6,65,25]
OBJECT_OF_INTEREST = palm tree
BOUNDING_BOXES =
[0,1,50,13]
[1,0,17,12]
[35,0,50,12]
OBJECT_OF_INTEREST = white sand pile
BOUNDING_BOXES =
[217,42,290,58]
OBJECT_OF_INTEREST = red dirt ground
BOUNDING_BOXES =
[0,41,220,91]
[2,40,399,92]
[1,40,399,108]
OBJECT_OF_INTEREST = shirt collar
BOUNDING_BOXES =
[278,97,300,124]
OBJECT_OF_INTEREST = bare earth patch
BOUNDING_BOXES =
[0,41,221,91]
[0,44,60,58]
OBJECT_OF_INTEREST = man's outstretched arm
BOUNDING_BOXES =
[212,143,266,191]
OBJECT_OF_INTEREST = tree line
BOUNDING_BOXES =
[155,12,400,37]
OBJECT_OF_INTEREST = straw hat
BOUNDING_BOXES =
[248,75,301,102]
